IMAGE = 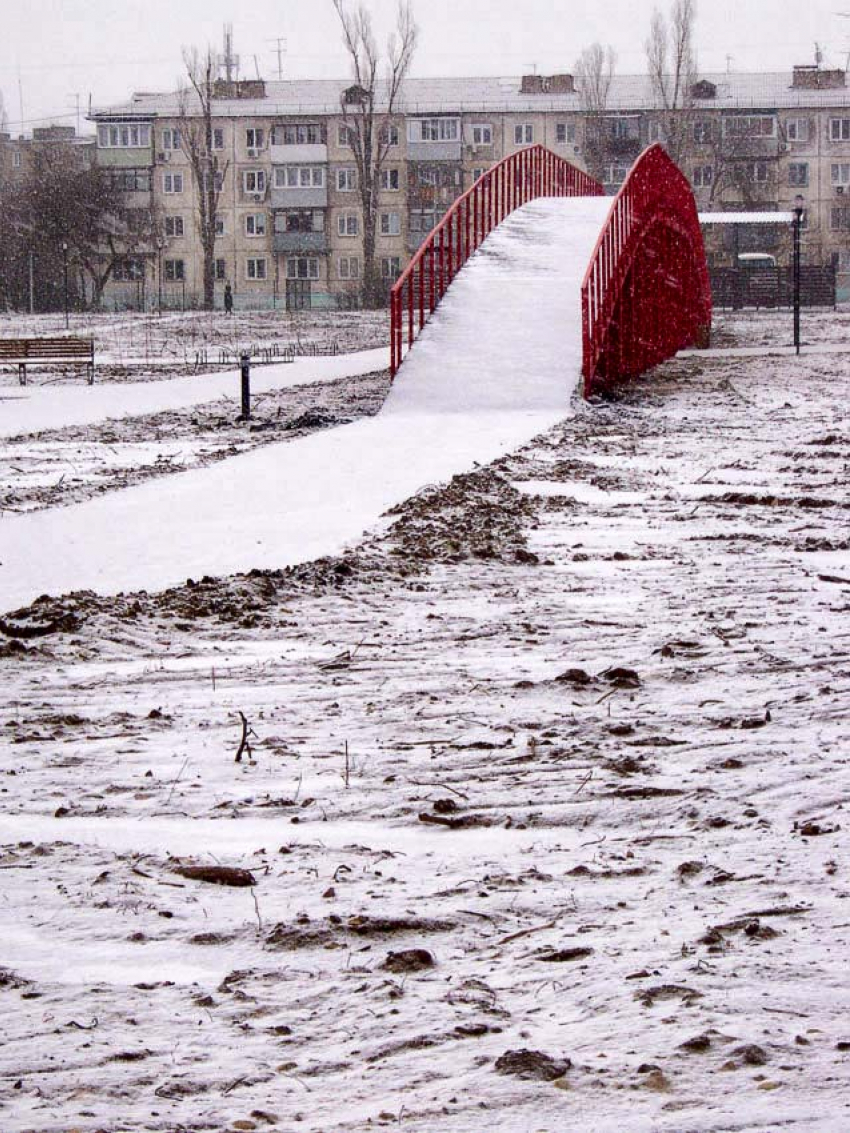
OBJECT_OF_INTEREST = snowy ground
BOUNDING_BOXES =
[1,234,849,1131]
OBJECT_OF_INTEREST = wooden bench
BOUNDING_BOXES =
[0,337,95,385]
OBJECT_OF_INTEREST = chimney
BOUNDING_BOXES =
[792,65,846,89]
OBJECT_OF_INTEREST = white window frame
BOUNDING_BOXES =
[723,115,777,140]
[161,127,181,152]
[337,212,359,237]
[380,210,401,236]
[164,215,184,237]
[555,122,575,145]
[243,170,267,194]
[338,256,360,280]
[408,118,460,143]
[215,258,227,281]
[514,123,534,145]
[286,256,320,280]
[381,167,400,191]
[471,167,487,183]
[693,120,712,144]
[246,257,268,281]
[164,258,185,282]
[213,127,225,150]
[832,118,850,142]
[832,162,850,185]
[245,213,266,237]
[380,124,400,147]
[381,256,402,280]
[12,150,21,168]
[98,123,151,149]
[275,166,325,189]
[785,118,809,143]
[337,167,356,191]
[215,214,226,237]
[788,162,809,187]
[245,127,265,150]
[471,123,493,146]
[338,124,354,147]
[163,171,184,194]
[692,165,713,188]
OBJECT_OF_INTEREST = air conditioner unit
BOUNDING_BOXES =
[837,185,845,195]
[252,193,263,202]
[158,151,170,162]
[248,147,260,159]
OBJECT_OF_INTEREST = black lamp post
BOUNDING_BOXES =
[62,241,69,329]
[793,194,804,355]
[156,235,166,315]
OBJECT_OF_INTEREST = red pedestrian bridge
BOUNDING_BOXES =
[390,143,712,397]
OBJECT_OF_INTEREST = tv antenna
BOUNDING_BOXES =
[218,24,240,82]
[268,36,287,81]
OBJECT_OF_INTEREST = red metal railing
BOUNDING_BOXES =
[390,145,603,376]
[581,143,712,396]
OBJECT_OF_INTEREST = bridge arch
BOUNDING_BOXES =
[581,143,712,395]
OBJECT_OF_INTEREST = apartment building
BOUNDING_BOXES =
[89,64,850,309]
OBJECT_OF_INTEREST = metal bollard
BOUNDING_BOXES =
[240,352,251,420]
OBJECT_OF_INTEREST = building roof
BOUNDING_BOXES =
[90,71,850,122]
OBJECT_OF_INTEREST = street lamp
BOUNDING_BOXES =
[156,235,166,316]
[793,194,805,355]
[62,241,69,329]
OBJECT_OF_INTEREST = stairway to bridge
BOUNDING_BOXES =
[0,145,711,612]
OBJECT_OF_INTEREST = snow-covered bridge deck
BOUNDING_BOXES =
[0,197,611,614]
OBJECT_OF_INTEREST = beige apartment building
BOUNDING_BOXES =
[87,64,850,309]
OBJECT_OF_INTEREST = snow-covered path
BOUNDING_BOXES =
[0,347,389,439]
[0,197,610,614]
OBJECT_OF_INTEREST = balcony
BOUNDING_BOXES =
[270,186,328,210]
[273,232,329,255]
[269,143,327,165]
[408,141,462,162]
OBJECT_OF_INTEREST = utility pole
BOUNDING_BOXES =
[28,250,34,314]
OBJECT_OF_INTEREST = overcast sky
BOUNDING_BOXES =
[1,0,846,136]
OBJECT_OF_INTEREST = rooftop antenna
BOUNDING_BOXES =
[815,41,824,67]
[725,54,734,73]
[218,24,239,83]
[69,92,80,135]
[253,54,261,81]
[17,62,24,139]
[268,36,287,81]
[525,62,539,75]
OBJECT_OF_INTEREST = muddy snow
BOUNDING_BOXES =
[1,307,849,1132]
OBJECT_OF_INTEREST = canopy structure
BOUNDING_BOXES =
[699,212,795,224]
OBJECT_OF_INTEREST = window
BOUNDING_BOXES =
[12,150,21,168]
[339,256,360,280]
[161,128,181,151]
[338,212,359,236]
[692,165,713,188]
[246,127,265,150]
[246,258,267,280]
[276,208,324,233]
[602,164,630,187]
[409,208,441,233]
[381,168,400,191]
[381,256,401,280]
[735,161,770,183]
[287,257,319,279]
[610,117,639,141]
[832,162,850,185]
[724,115,777,139]
[471,167,487,183]
[514,123,534,145]
[113,259,144,282]
[693,120,712,144]
[380,211,401,236]
[215,214,225,237]
[379,124,399,146]
[164,215,184,237]
[163,172,184,194]
[789,162,809,187]
[275,165,325,188]
[245,213,266,236]
[98,123,151,148]
[785,118,808,143]
[215,258,226,281]
[831,206,850,230]
[831,118,850,142]
[471,124,493,145]
[337,167,356,191]
[338,124,354,147]
[274,123,323,145]
[108,169,152,192]
[555,122,575,145]
[408,118,460,143]
[213,128,225,150]
[647,120,665,143]
[243,170,267,194]
[202,170,225,193]
[164,259,185,282]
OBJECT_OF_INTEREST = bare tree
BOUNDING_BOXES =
[178,48,229,310]
[332,0,417,308]
[575,43,617,183]
[645,0,697,167]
